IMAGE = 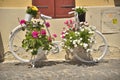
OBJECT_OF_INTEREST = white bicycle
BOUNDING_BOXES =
[9,13,60,62]
[66,9,108,63]
[9,11,108,63]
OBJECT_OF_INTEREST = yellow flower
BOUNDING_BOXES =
[32,6,38,11]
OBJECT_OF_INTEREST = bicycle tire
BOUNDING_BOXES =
[9,25,31,62]
[74,30,108,63]
[9,25,60,62]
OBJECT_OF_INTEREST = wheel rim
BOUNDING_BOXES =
[9,25,31,62]
[74,30,108,63]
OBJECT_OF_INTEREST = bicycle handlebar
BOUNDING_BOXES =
[68,11,75,15]
[40,14,52,20]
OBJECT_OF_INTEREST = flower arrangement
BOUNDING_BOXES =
[61,19,96,53]
[75,7,87,22]
[75,7,87,14]
[26,6,39,17]
[20,18,57,55]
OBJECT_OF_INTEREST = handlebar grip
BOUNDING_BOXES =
[40,14,52,20]
[68,11,75,14]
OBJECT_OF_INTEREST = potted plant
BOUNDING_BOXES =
[75,7,87,22]
[61,20,95,61]
[25,6,39,21]
[20,18,57,59]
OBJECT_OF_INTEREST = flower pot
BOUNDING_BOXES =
[78,13,86,22]
[35,48,47,61]
[24,13,32,21]
[65,46,93,62]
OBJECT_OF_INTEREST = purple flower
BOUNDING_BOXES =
[32,31,39,38]
[45,22,50,28]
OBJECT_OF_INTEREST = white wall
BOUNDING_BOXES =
[86,7,120,49]
[0,8,26,52]
[0,7,120,53]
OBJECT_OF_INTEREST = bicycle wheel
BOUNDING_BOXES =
[9,25,32,62]
[74,30,108,63]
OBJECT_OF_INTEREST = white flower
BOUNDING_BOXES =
[33,24,37,27]
[83,43,88,49]
[89,31,94,34]
[61,34,66,38]
[80,22,84,25]
[32,19,40,24]
[74,44,77,47]
[70,40,72,42]
[70,49,73,52]
[65,32,68,35]
[86,49,92,52]
[79,27,82,30]
[80,43,83,46]
[77,40,81,44]
[63,39,67,41]
[68,47,70,50]
[80,28,84,31]
[84,22,89,26]
[64,46,67,48]
[60,42,64,47]
[79,38,82,41]
[70,37,72,39]
[75,31,79,35]
[73,40,77,44]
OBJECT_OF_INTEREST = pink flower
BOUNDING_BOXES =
[63,27,66,30]
[48,37,52,42]
[45,22,50,28]
[64,20,68,24]
[32,31,38,38]
[40,29,46,35]
[52,34,57,38]
[20,19,26,24]
[69,19,73,24]
[61,31,65,34]
[64,19,74,28]
[61,35,65,38]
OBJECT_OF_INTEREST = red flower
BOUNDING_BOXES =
[32,31,39,38]
[64,19,74,28]
[20,19,26,24]
[52,34,57,38]
[61,31,65,35]
[40,29,46,35]
[45,22,50,28]
[48,36,52,42]
[61,35,65,38]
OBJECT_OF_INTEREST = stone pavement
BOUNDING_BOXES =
[0,59,120,80]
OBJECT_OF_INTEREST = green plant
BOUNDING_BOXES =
[26,6,38,17]
[75,7,87,14]
[20,19,57,55]
[61,20,95,52]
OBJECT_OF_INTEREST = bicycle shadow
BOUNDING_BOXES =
[33,60,98,68]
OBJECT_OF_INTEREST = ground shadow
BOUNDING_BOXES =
[14,59,111,68]
[32,60,98,68]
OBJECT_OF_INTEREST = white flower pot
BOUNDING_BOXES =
[24,13,32,21]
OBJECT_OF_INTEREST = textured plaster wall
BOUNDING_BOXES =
[0,0,120,54]
[75,0,115,6]
[0,0,32,7]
